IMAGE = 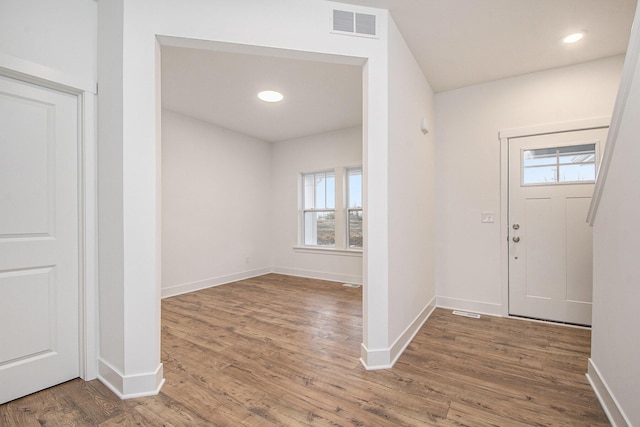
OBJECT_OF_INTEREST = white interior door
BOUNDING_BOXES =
[0,75,80,403]
[508,127,607,326]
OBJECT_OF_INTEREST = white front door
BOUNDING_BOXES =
[508,127,607,326]
[0,75,80,403]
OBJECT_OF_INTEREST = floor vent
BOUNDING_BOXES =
[452,310,481,319]
[332,10,377,37]
[343,283,362,288]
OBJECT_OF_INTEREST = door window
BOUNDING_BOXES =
[522,143,596,185]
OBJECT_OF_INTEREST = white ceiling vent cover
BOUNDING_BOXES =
[332,10,377,37]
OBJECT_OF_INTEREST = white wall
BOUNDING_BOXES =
[271,127,363,284]
[161,110,272,297]
[98,0,395,395]
[0,0,96,89]
[435,56,624,315]
[385,17,436,364]
[589,21,640,425]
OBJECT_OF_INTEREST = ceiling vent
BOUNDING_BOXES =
[332,9,377,37]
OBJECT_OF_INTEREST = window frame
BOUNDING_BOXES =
[346,168,363,249]
[301,170,336,247]
[520,142,598,186]
[297,166,363,253]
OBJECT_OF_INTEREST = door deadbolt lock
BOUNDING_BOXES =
[513,236,520,243]
[512,224,520,230]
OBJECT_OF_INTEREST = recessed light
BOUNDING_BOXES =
[563,32,584,44]
[258,90,284,103]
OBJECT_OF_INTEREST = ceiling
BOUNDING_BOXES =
[161,0,637,142]
[341,0,636,92]
[161,47,362,143]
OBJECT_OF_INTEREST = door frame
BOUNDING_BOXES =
[498,117,610,319]
[0,54,98,381]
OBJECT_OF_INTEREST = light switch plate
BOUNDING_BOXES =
[481,211,495,223]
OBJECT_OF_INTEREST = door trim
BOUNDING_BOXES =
[0,58,98,382]
[0,52,96,94]
[498,117,610,319]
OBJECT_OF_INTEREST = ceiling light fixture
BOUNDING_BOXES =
[563,32,584,44]
[258,90,284,103]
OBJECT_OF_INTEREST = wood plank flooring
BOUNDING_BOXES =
[0,273,609,426]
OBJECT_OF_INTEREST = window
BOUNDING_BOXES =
[522,143,596,185]
[347,168,362,248]
[299,167,363,251]
[303,171,335,246]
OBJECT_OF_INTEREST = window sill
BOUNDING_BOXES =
[293,246,363,257]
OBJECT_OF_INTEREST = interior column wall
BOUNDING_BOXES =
[97,0,129,393]
[98,0,395,396]
[385,16,436,366]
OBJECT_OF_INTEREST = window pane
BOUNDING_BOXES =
[523,149,557,167]
[326,173,335,209]
[559,164,596,182]
[523,165,556,184]
[348,209,363,248]
[304,174,315,209]
[558,144,596,165]
[315,175,326,209]
[304,211,335,246]
[348,169,362,208]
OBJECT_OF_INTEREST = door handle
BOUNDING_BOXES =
[513,236,520,243]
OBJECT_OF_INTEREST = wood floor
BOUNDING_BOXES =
[0,274,608,426]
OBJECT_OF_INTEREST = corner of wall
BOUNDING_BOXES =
[161,267,272,298]
[97,359,165,400]
[360,296,436,370]
[271,266,362,286]
[360,343,392,370]
[586,358,631,427]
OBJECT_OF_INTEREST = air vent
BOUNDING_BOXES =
[343,283,362,288]
[332,9,377,37]
[333,10,354,32]
[452,310,481,319]
[355,13,376,36]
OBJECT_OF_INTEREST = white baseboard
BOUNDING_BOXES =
[360,343,392,370]
[161,266,361,299]
[390,296,436,364]
[161,267,272,298]
[272,266,362,285]
[586,358,631,427]
[360,296,436,370]
[436,296,502,317]
[97,359,164,400]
